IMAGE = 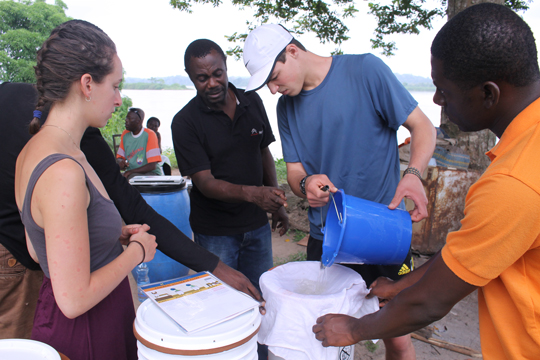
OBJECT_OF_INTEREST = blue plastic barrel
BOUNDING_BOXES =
[131,176,191,283]
[321,189,412,267]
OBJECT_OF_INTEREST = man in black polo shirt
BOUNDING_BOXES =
[172,39,289,294]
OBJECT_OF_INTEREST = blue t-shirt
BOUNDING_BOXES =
[277,54,418,240]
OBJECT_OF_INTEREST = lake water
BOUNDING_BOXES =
[122,88,440,160]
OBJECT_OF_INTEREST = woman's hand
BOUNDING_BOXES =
[119,224,150,246]
[128,224,157,263]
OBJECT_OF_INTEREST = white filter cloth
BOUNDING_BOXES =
[258,261,379,360]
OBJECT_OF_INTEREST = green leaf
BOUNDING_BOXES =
[0,0,71,83]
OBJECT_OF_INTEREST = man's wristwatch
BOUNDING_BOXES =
[300,175,311,195]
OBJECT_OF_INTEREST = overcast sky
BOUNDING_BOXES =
[59,0,540,79]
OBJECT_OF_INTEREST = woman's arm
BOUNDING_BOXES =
[81,127,220,272]
[34,160,156,318]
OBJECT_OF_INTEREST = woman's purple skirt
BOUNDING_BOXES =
[31,276,137,360]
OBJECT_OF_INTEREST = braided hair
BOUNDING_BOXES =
[30,20,117,134]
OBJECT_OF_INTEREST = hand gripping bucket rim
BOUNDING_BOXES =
[321,189,412,267]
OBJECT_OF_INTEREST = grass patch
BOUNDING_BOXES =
[275,158,287,185]
[292,230,307,243]
[364,340,379,353]
[162,147,178,169]
[273,251,307,267]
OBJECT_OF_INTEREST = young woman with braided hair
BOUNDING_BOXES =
[14,20,157,359]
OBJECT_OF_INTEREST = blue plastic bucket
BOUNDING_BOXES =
[321,189,411,267]
[131,177,191,283]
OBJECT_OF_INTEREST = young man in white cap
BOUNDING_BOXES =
[243,24,436,359]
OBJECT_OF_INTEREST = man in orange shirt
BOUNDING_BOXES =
[312,4,540,358]
[116,107,162,179]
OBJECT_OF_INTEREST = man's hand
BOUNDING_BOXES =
[305,174,338,208]
[212,261,266,314]
[119,224,151,246]
[117,158,129,170]
[313,314,360,347]
[368,276,401,307]
[248,186,287,213]
[388,174,428,222]
[271,207,289,236]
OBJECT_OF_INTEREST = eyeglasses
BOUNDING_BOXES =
[128,108,142,120]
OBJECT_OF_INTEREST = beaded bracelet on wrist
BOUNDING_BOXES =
[403,167,423,181]
[300,175,311,195]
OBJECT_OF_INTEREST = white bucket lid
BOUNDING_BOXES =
[0,339,61,360]
[129,176,185,186]
[134,300,261,355]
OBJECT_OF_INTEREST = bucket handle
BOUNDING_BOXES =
[320,190,343,234]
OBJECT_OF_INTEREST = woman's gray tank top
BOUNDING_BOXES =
[20,154,123,278]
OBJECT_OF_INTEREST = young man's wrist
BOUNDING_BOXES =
[403,167,422,181]
[299,174,311,195]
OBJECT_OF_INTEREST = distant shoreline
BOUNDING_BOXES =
[124,73,435,92]
[123,83,189,90]
[122,85,435,92]
[403,86,436,92]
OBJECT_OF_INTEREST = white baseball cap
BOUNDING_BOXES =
[243,24,293,92]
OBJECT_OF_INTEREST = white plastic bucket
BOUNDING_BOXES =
[0,339,61,359]
[258,262,378,360]
[134,299,260,359]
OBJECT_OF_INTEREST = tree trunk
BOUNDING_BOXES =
[440,0,502,171]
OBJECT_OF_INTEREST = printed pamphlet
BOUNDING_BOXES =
[140,271,260,333]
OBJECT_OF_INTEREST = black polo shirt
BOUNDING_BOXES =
[172,83,275,236]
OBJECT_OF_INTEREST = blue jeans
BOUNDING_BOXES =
[195,224,272,360]
[194,223,273,292]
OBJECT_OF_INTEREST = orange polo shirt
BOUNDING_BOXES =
[441,97,540,359]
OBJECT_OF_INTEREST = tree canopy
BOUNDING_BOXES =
[170,0,531,57]
[0,0,71,83]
